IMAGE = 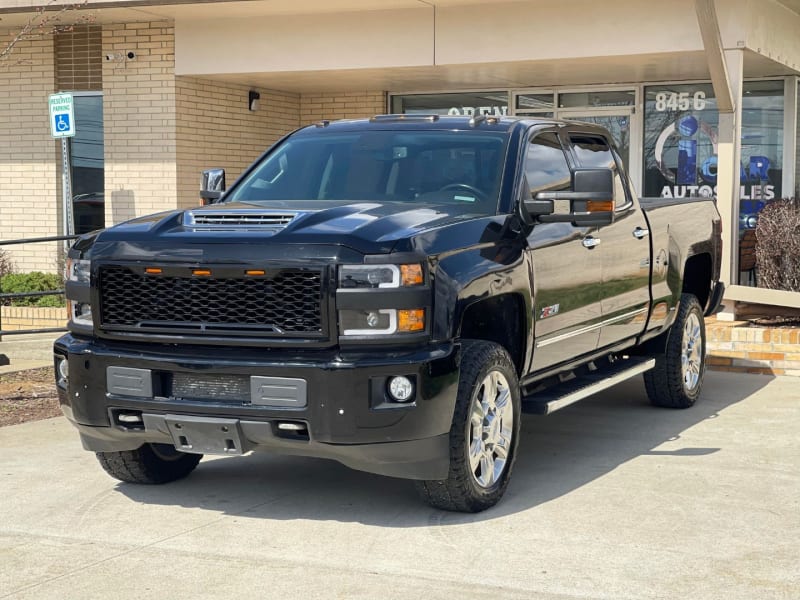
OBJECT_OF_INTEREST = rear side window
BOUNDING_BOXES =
[569,134,629,208]
[524,132,571,194]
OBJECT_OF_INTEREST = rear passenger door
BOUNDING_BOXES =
[567,132,651,349]
[526,129,605,372]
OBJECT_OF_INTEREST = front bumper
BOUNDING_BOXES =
[54,334,460,480]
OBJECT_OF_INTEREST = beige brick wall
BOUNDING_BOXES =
[175,77,299,209]
[0,306,66,331]
[299,91,386,125]
[102,21,178,225]
[0,32,59,273]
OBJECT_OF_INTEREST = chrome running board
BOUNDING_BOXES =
[522,357,656,415]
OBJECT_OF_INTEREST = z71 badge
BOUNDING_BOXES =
[540,304,560,319]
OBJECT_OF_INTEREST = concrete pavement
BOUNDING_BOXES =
[0,332,61,374]
[0,371,797,599]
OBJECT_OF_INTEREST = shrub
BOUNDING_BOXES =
[755,198,800,292]
[0,272,65,307]
[0,248,13,278]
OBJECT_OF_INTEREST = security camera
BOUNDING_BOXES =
[126,51,136,60]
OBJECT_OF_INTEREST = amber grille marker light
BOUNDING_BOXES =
[192,269,212,276]
[398,309,425,332]
[245,269,266,276]
[145,267,162,274]
[400,264,423,286]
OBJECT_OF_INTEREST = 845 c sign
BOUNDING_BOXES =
[654,91,707,112]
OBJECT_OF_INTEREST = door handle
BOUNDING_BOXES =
[582,237,601,249]
[633,227,650,239]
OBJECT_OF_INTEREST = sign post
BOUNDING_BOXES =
[49,93,76,254]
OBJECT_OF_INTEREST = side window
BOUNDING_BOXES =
[569,134,630,209]
[524,132,571,194]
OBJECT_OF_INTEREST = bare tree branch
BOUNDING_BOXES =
[1,0,94,65]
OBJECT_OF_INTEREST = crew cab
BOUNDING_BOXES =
[55,115,723,512]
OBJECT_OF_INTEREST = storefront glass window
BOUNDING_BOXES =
[643,80,786,287]
[515,93,554,112]
[642,83,719,199]
[70,94,105,234]
[557,90,635,109]
[390,92,508,116]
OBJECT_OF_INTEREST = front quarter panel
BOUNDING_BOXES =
[407,216,532,361]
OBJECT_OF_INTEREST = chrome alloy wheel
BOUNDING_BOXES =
[468,370,514,488]
[681,312,703,392]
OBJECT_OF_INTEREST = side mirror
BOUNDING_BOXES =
[522,168,615,227]
[200,168,226,205]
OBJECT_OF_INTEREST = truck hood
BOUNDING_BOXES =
[84,201,495,260]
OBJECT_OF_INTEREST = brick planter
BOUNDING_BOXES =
[0,306,66,332]
[707,317,800,377]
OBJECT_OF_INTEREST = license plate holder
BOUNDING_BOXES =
[164,415,245,455]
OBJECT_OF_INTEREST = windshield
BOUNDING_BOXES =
[227,129,508,214]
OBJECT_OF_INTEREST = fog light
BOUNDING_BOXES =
[57,357,69,383]
[387,376,414,402]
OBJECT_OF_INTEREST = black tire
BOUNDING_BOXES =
[96,443,202,484]
[416,340,521,512]
[644,293,706,409]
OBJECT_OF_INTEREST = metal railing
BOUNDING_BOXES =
[0,235,78,336]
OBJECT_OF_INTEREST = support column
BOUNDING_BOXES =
[716,49,743,288]
[782,76,798,198]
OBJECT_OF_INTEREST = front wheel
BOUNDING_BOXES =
[415,340,521,512]
[96,443,202,484]
[644,293,706,408]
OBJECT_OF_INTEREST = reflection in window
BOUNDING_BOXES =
[391,92,509,116]
[570,134,627,208]
[524,133,570,194]
[70,94,104,233]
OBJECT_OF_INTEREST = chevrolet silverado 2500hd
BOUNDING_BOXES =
[55,115,723,512]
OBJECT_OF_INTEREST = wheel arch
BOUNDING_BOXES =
[457,293,528,375]
[681,252,713,310]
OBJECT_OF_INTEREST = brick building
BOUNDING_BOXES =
[0,0,799,316]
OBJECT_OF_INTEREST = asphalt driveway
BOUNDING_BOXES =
[1,371,797,599]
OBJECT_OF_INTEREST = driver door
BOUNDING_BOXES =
[525,129,605,372]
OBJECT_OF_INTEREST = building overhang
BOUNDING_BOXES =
[187,50,795,94]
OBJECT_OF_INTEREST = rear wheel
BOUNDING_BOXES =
[644,293,706,408]
[416,340,521,512]
[96,443,202,484]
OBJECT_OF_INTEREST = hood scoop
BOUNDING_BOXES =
[184,209,301,231]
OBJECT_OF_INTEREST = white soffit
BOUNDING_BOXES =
[190,48,795,94]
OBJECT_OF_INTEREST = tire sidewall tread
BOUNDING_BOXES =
[96,443,202,484]
[416,339,521,513]
[644,293,706,409]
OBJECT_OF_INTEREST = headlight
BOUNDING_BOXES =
[69,301,93,326]
[339,308,425,336]
[339,264,423,289]
[66,258,91,283]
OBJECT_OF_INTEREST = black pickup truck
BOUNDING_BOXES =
[55,115,724,512]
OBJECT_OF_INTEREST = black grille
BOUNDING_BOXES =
[168,373,250,403]
[100,266,323,336]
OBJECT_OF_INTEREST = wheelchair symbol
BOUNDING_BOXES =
[55,114,70,132]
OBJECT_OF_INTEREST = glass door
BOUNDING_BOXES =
[513,88,640,193]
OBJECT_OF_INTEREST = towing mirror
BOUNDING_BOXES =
[200,168,226,205]
[523,168,615,227]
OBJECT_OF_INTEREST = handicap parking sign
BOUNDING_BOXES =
[49,93,75,138]
[55,113,71,133]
